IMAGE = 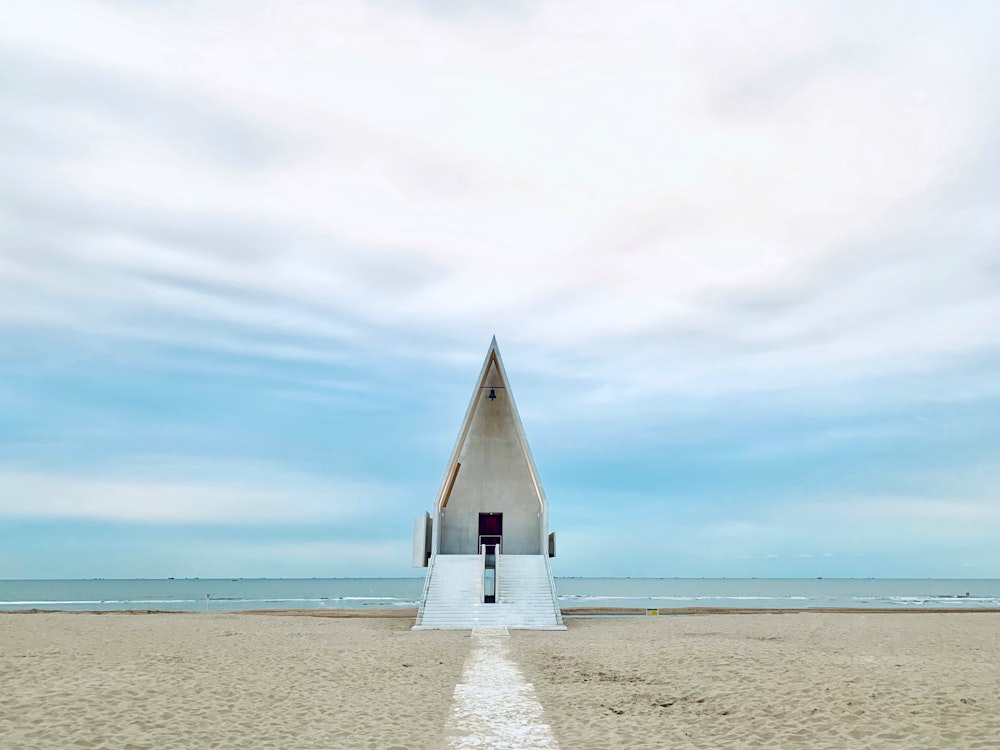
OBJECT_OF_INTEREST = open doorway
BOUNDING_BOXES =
[478,512,502,554]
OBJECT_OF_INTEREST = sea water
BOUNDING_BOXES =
[1,578,998,612]
[555,577,1000,610]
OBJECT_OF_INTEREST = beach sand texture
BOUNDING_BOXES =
[2,612,999,749]
[514,614,1000,750]
[1,614,468,750]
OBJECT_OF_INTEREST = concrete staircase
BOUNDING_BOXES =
[496,554,564,628]
[413,554,565,630]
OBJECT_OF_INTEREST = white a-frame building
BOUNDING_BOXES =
[412,338,564,629]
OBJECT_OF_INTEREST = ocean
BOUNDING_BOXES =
[1,577,998,612]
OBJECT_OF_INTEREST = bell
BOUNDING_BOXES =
[488,388,497,400]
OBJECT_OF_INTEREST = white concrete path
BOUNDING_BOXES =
[445,628,560,750]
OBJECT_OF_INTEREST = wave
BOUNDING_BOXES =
[0,596,419,607]
[852,596,1000,605]
[1,599,206,605]
[558,595,810,602]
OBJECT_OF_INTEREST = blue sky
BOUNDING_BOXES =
[1,0,998,579]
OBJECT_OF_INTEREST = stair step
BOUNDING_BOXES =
[415,554,564,630]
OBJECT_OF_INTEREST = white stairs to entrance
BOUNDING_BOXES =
[413,554,565,630]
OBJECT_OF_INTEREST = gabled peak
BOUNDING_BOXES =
[432,335,550,534]
[485,335,501,362]
[478,336,508,388]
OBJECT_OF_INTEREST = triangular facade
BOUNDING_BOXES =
[431,336,549,556]
[412,338,563,629]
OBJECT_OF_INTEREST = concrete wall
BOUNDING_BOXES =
[411,512,431,567]
[438,359,543,555]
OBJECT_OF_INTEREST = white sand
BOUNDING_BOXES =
[1,613,468,750]
[513,613,1000,749]
[2,611,999,749]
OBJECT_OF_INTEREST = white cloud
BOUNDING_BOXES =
[2,2,999,581]
[166,538,415,578]
[0,465,404,524]
[2,0,998,408]
[724,493,1000,555]
[549,480,1000,576]
[838,497,1000,532]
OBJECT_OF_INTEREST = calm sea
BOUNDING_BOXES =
[1,578,998,612]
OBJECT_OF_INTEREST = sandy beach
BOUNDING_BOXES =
[514,614,1000,749]
[1,613,468,750]
[2,612,998,749]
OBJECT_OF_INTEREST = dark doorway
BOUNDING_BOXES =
[478,512,503,554]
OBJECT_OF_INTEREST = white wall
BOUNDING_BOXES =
[438,359,543,555]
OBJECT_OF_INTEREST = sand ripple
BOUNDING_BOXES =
[513,613,1000,749]
[0,613,467,749]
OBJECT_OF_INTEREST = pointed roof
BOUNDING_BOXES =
[433,337,547,513]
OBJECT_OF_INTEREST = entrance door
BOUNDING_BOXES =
[478,512,503,553]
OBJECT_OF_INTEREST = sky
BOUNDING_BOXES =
[1,0,998,580]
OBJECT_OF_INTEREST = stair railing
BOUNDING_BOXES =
[542,553,564,626]
[494,544,501,604]
[480,543,487,603]
[415,554,436,626]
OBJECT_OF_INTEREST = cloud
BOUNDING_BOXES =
[187,539,413,577]
[839,497,1000,534]
[548,463,1000,576]
[1,1,999,578]
[2,0,997,408]
[0,466,404,524]
[709,493,1000,559]
[0,47,294,170]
